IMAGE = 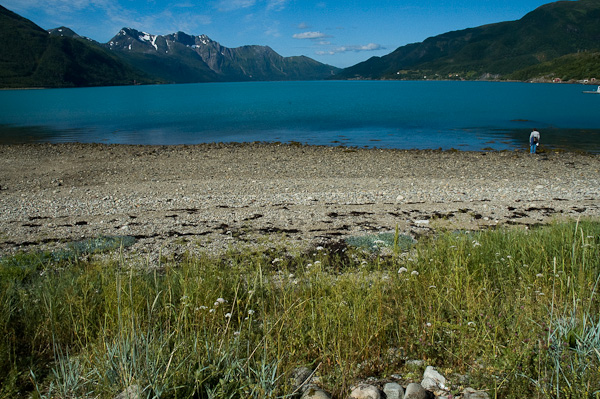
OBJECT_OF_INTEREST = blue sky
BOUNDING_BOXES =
[4,0,557,68]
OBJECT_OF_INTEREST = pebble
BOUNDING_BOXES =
[0,143,598,258]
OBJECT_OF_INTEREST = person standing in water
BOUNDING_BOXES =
[529,128,540,154]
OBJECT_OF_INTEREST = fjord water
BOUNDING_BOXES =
[1,80,599,152]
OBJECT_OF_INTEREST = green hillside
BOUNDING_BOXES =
[509,51,600,81]
[0,6,157,88]
[338,0,600,81]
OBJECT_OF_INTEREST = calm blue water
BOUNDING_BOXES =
[1,80,599,152]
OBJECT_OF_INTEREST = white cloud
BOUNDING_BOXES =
[264,21,281,37]
[297,22,310,29]
[266,0,288,11]
[293,31,329,40]
[317,43,384,55]
[214,0,256,12]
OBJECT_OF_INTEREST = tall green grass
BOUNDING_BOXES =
[1,220,599,398]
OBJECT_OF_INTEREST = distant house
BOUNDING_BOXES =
[553,78,562,83]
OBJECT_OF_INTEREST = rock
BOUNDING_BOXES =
[404,382,430,399]
[421,366,449,394]
[292,366,315,392]
[462,387,490,399]
[405,359,425,369]
[114,385,140,399]
[350,383,381,399]
[383,382,404,399]
[301,386,331,399]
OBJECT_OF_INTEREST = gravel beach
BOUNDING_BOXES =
[1,142,599,259]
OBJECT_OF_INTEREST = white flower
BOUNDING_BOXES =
[467,322,476,327]
[247,309,255,315]
[209,309,216,313]
[398,267,408,274]
[472,240,481,247]
[426,322,432,327]
[272,258,282,264]
[216,298,226,304]
[306,263,313,268]
[316,246,324,251]
[411,270,419,276]
[536,273,543,278]
[225,313,232,318]
[314,261,322,266]
[234,331,240,336]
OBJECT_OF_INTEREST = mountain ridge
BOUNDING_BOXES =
[103,27,339,83]
[336,0,600,81]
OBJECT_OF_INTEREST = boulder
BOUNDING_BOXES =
[114,385,140,399]
[462,387,490,399]
[301,386,331,399]
[383,382,404,399]
[404,382,430,399]
[421,366,449,395]
[349,383,382,399]
[292,367,316,393]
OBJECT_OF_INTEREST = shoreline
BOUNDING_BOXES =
[1,142,599,261]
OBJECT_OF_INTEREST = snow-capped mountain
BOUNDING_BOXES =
[105,28,339,83]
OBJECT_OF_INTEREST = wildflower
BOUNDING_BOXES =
[209,309,216,313]
[225,313,232,319]
[426,322,432,327]
[234,331,240,336]
[306,263,313,268]
[472,240,481,247]
[247,309,255,315]
[272,258,282,264]
[314,261,322,266]
[316,246,324,251]
[398,267,408,274]
[536,273,543,278]
[216,298,226,304]
[197,305,208,311]
[467,322,476,327]
[411,270,419,276]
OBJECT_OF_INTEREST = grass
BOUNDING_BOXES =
[1,220,599,398]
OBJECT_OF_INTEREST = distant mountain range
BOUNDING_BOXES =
[0,5,338,88]
[2,0,600,88]
[338,0,600,81]
[103,28,339,83]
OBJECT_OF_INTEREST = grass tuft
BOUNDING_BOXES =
[1,221,599,398]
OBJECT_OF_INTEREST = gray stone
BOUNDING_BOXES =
[383,382,404,399]
[404,382,428,399]
[292,367,315,392]
[350,383,382,399]
[405,360,425,369]
[114,385,140,399]
[301,386,331,399]
[462,387,490,399]
[421,366,449,394]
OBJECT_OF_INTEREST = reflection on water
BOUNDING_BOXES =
[1,81,600,152]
